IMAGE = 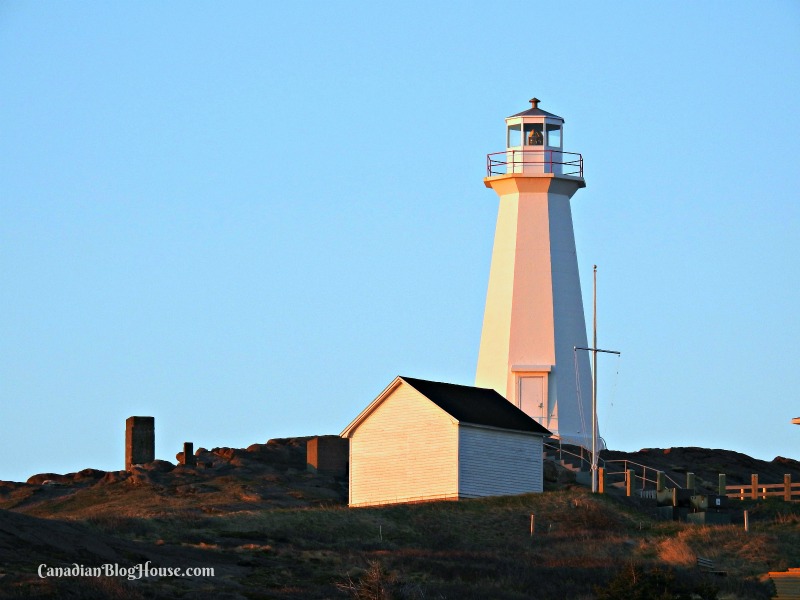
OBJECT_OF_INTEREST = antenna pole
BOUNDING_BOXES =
[574,267,619,494]
[592,265,598,493]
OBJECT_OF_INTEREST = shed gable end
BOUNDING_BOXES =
[349,382,459,507]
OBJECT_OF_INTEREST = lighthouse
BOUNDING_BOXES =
[476,98,597,449]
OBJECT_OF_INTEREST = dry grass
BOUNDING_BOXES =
[3,485,795,599]
[657,536,695,566]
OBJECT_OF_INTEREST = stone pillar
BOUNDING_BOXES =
[125,416,154,470]
[182,442,196,467]
[656,471,665,492]
[686,472,696,492]
[718,473,726,497]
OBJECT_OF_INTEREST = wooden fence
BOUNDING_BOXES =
[725,474,800,502]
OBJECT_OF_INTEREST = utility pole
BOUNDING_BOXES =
[575,265,620,493]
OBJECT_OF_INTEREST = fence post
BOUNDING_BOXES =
[626,469,635,497]
[785,474,792,502]
[751,474,758,500]
[718,473,726,497]
[598,467,605,494]
[656,471,665,492]
[687,472,696,492]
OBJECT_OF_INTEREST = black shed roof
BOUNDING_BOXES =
[400,376,551,435]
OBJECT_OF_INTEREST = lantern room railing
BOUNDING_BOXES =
[487,150,583,178]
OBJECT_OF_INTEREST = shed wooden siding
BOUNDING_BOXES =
[458,425,543,498]
[349,382,459,507]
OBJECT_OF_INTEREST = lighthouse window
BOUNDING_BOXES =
[546,124,561,147]
[507,124,521,147]
[524,123,543,146]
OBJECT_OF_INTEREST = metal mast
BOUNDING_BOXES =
[575,265,620,493]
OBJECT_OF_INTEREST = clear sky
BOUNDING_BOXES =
[1,2,798,483]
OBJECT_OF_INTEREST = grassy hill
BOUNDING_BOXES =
[0,438,798,599]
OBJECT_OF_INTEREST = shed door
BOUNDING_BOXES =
[519,376,545,422]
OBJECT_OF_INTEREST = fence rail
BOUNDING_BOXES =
[726,474,800,501]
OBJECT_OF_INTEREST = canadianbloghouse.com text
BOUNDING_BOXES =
[38,562,214,580]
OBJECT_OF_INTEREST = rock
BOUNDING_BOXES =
[213,447,238,461]
[544,461,559,482]
[558,468,577,484]
[27,473,70,485]
[72,469,106,482]
[145,460,176,473]
[99,471,130,485]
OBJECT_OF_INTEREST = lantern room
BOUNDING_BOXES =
[504,97,565,175]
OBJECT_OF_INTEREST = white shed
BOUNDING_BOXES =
[340,376,551,507]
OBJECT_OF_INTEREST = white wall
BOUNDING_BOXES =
[349,381,459,507]
[458,425,543,497]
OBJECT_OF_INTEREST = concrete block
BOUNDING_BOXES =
[307,436,348,477]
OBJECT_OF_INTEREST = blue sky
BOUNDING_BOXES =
[1,2,798,483]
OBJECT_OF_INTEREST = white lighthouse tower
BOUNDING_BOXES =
[476,98,597,449]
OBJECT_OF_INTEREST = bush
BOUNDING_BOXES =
[595,563,718,600]
[337,561,426,600]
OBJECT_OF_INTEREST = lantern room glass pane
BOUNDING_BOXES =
[546,124,561,147]
[507,124,521,147]
[524,123,543,146]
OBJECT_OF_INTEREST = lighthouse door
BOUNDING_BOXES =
[518,376,546,424]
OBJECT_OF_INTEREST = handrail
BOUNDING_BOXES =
[543,439,603,471]
[486,149,583,178]
[604,459,683,490]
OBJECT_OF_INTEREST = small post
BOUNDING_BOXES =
[744,510,749,532]
[379,525,382,542]
[182,442,195,467]
[598,467,605,494]
[751,474,758,500]
[718,473,726,497]
[785,474,792,502]
[686,472,696,492]
[656,471,665,493]
[530,514,535,537]
[626,469,635,497]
